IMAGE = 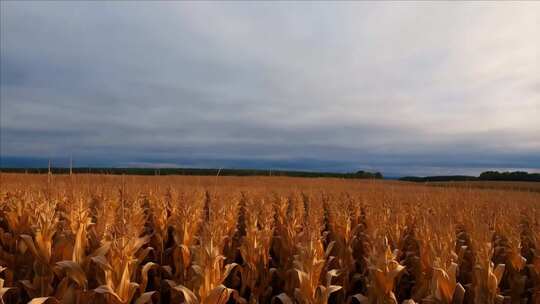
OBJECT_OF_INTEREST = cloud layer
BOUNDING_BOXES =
[1,2,539,176]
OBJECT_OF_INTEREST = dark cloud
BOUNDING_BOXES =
[1,2,539,176]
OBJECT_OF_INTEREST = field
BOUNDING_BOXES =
[423,181,540,193]
[0,174,539,304]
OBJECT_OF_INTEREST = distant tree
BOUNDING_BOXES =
[353,170,383,179]
[479,171,540,182]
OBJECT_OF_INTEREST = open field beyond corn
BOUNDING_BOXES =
[422,181,540,193]
[0,174,539,304]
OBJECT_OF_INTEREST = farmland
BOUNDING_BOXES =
[0,173,539,304]
[418,181,540,193]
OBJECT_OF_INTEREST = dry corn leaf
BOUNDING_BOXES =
[348,294,368,304]
[205,285,237,304]
[55,260,87,288]
[170,283,199,304]
[134,291,156,304]
[94,285,124,304]
[20,280,40,299]
[0,278,13,301]
[487,264,505,293]
[271,293,293,304]
[117,263,138,303]
[20,235,44,264]
[0,267,12,299]
[433,267,453,301]
[27,297,60,304]
[140,262,159,293]
[90,242,111,258]
[493,264,505,284]
[90,255,112,271]
[453,283,465,304]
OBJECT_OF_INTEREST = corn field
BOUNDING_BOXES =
[0,174,539,304]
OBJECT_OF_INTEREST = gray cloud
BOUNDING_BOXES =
[1,1,539,176]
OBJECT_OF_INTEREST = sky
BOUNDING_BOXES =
[1,1,539,177]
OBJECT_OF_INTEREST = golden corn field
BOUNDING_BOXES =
[0,174,539,304]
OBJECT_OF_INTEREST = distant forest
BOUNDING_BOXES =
[0,167,383,179]
[400,171,540,182]
[3,168,538,182]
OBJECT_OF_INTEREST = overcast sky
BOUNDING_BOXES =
[1,1,539,176]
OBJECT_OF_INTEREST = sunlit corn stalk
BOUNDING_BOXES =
[1,192,35,290]
[19,198,59,299]
[195,201,240,300]
[518,216,539,303]
[270,196,303,297]
[394,224,421,302]
[472,243,505,304]
[147,192,170,264]
[238,198,274,303]
[169,190,205,285]
[91,196,155,304]
[290,234,341,304]
[490,229,528,303]
[322,198,355,298]
[414,216,460,303]
[88,194,116,254]
[350,237,405,304]
[226,193,247,265]
[454,224,475,302]
[50,196,99,303]
[168,199,245,304]
[349,205,371,298]
[421,258,465,304]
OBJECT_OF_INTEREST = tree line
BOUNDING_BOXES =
[400,170,540,182]
[0,167,383,179]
